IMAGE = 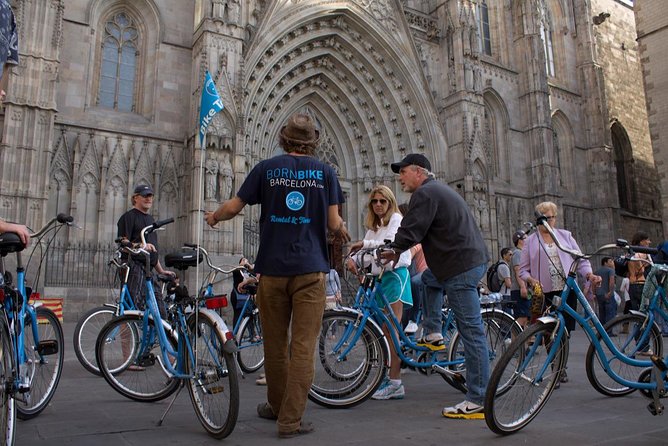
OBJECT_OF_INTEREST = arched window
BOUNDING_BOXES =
[474,0,492,56]
[551,112,575,190]
[97,12,139,112]
[540,23,555,76]
[611,122,636,213]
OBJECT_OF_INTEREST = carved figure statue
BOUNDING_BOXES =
[219,153,233,200]
[227,0,240,25]
[205,157,218,200]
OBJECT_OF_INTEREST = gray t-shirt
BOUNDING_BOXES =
[498,262,511,296]
[595,266,615,298]
[510,249,522,291]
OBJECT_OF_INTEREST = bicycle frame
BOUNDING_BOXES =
[330,272,465,371]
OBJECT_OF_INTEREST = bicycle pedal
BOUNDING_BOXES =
[650,356,668,372]
[36,339,59,356]
[138,354,156,367]
[647,401,664,416]
[206,385,225,394]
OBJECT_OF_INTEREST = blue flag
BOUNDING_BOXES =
[198,71,224,147]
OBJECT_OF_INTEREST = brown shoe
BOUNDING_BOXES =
[278,422,315,438]
[257,402,277,420]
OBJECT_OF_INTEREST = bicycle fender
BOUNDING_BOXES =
[536,315,559,325]
[122,310,179,341]
[197,308,238,354]
[628,310,662,330]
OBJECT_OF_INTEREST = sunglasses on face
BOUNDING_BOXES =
[370,199,388,205]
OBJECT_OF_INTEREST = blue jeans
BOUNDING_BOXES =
[438,264,489,405]
[402,271,425,326]
[421,269,445,334]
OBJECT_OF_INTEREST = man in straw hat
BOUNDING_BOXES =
[205,113,350,438]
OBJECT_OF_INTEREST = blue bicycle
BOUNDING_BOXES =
[309,248,520,408]
[484,215,668,434]
[95,219,239,438]
[0,214,71,431]
[167,244,263,373]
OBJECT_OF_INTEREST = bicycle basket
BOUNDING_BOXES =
[613,255,629,277]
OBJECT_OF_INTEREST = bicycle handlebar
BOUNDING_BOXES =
[138,218,174,247]
[535,214,659,262]
[182,243,247,275]
[30,213,76,238]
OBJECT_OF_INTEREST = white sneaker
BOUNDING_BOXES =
[371,380,405,400]
[442,400,484,419]
[404,320,419,334]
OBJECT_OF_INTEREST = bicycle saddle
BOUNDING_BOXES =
[0,232,25,256]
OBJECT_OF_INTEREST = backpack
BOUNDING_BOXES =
[486,261,505,292]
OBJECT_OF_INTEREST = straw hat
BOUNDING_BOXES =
[279,113,320,148]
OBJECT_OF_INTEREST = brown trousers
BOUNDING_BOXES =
[256,272,325,433]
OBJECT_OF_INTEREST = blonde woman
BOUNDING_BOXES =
[347,185,412,400]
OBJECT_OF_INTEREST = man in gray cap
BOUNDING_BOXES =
[383,153,490,419]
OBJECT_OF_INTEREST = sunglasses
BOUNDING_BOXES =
[370,199,388,205]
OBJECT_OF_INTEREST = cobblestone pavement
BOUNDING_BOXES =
[15,323,668,445]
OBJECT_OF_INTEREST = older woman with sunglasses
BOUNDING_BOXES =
[347,185,412,400]
[519,201,600,383]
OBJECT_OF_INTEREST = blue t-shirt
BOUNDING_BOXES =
[237,154,344,276]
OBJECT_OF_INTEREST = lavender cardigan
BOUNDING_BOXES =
[519,228,592,293]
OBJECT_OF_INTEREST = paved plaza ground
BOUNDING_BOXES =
[15,323,668,445]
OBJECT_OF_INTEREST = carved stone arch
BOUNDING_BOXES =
[243,4,447,183]
[50,130,72,186]
[107,140,129,192]
[551,110,575,191]
[88,0,162,116]
[134,139,153,190]
[78,137,100,192]
[159,148,180,204]
[469,116,486,164]
[206,112,234,151]
[482,88,510,182]
[87,0,163,40]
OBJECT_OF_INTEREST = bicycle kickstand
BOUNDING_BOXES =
[157,381,186,426]
[647,356,667,416]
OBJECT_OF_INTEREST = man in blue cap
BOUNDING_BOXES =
[117,184,174,315]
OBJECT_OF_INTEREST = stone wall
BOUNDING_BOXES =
[635,0,668,238]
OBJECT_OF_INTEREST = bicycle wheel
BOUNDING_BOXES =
[308,311,389,409]
[96,314,179,402]
[187,312,239,439]
[585,313,663,397]
[484,320,567,435]
[16,306,64,420]
[0,319,16,445]
[236,313,264,373]
[73,306,116,376]
[446,310,522,380]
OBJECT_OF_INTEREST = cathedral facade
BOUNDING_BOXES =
[0,0,660,306]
